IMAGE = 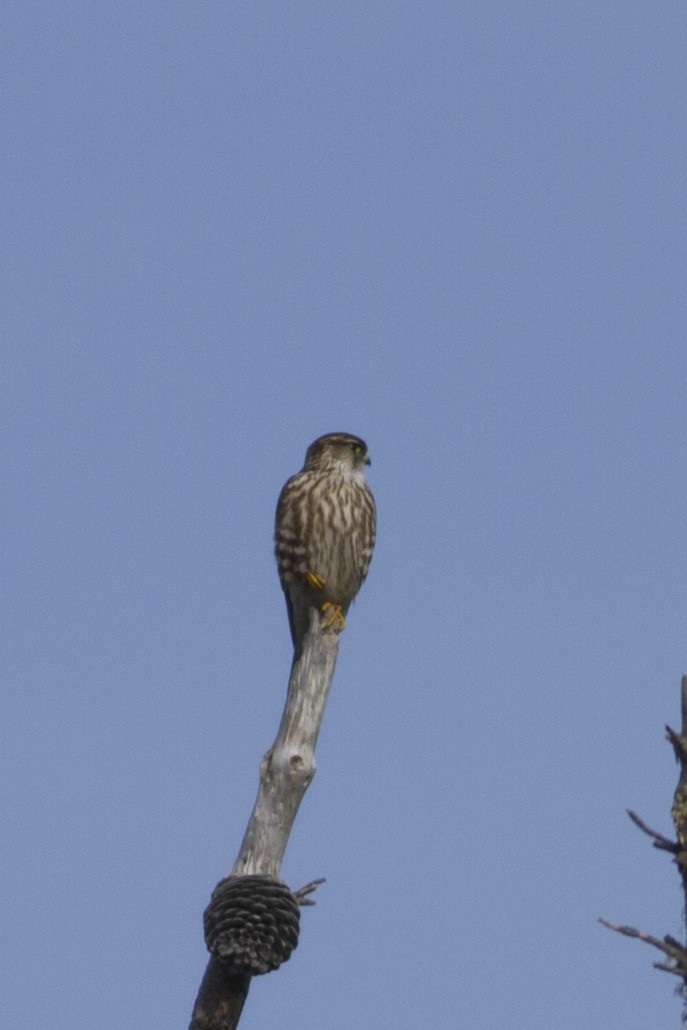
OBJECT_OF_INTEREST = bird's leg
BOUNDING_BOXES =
[304,572,345,631]
[321,602,346,632]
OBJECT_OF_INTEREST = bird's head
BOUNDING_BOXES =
[303,432,371,474]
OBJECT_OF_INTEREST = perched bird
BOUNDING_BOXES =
[275,432,376,656]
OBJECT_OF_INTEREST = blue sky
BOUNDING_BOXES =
[2,3,685,1027]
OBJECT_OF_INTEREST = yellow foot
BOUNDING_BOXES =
[306,571,326,590]
[322,602,346,632]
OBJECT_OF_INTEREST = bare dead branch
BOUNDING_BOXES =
[190,610,341,1029]
[626,809,679,853]
[294,878,326,906]
[601,675,687,1015]
[667,724,687,764]
[598,919,687,977]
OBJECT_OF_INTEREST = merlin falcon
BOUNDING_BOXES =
[274,432,376,656]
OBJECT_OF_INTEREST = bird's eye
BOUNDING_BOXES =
[352,444,362,456]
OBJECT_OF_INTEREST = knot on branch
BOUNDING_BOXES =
[203,875,300,976]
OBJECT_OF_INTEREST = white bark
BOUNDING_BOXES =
[231,608,340,878]
[190,609,342,1030]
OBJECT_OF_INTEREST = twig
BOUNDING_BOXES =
[626,809,679,854]
[666,724,687,763]
[294,878,326,906]
[598,919,687,978]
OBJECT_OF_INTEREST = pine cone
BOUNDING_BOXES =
[203,875,301,975]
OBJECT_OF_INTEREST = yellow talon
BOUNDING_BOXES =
[306,571,326,590]
[322,602,346,632]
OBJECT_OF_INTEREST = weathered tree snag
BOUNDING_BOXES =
[190,965,251,1030]
[600,675,687,1000]
[190,609,340,1029]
